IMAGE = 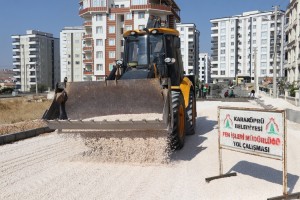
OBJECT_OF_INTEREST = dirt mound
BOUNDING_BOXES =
[0,120,47,136]
[62,130,171,164]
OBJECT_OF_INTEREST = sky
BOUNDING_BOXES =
[0,0,289,69]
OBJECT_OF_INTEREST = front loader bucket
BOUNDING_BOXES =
[43,79,170,131]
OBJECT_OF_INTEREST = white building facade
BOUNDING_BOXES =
[12,30,60,92]
[79,0,181,81]
[285,0,300,84]
[210,10,285,84]
[60,27,85,82]
[176,23,200,78]
[199,53,211,84]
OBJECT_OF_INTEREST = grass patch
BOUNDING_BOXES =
[0,97,52,135]
[0,97,52,124]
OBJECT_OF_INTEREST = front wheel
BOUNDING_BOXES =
[170,90,186,150]
[185,91,196,135]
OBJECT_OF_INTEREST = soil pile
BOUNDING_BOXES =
[64,130,171,164]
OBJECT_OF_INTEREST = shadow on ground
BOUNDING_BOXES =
[197,97,251,102]
[171,116,217,161]
[228,160,299,193]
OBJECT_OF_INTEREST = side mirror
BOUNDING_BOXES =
[116,59,123,66]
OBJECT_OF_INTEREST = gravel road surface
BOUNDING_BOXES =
[1,99,300,200]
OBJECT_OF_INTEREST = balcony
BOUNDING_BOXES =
[13,55,20,59]
[83,34,93,39]
[29,54,38,58]
[79,7,107,16]
[13,68,21,72]
[12,41,20,46]
[83,47,93,52]
[28,40,38,45]
[130,3,180,21]
[287,40,296,48]
[84,69,94,75]
[84,21,92,27]
[12,48,20,52]
[83,59,93,64]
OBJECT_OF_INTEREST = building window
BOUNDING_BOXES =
[75,61,80,65]
[221,28,226,34]
[96,51,103,59]
[221,43,225,47]
[96,14,102,21]
[125,13,132,20]
[221,56,225,61]
[131,0,147,5]
[261,31,267,38]
[221,35,226,41]
[75,54,80,58]
[261,62,267,68]
[109,13,115,20]
[261,39,267,45]
[138,12,145,19]
[96,64,103,71]
[125,25,132,31]
[109,63,114,71]
[96,26,103,34]
[109,51,115,58]
[138,25,145,30]
[220,63,226,69]
[96,39,103,46]
[221,71,225,75]
[261,54,267,60]
[261,69,266,75]
[221,49,225,54]
[261,24,268,30]
[261,47,267,53]
[109,38,115,46]
[109,26,115,33]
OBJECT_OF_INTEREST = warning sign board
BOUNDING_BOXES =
[219,107,285,160]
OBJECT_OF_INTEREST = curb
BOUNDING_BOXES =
[0,127,55,146]
[255,98,300,124]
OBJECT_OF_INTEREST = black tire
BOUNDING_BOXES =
[185,91,196,135]
[170,90,186,150]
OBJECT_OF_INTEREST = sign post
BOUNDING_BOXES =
[205,107,300,199]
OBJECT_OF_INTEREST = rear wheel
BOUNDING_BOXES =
[186,91,196,135]
[170,90,186,150]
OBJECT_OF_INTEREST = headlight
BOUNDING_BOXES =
[151,29,158,34]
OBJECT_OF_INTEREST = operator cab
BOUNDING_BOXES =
[118,28,183,85]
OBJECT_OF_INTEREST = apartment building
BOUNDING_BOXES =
[285,0,300,84]
[210,10,285,84]
[176,23,200,78]
[60,27,85,82]
[79,0,180,81]
[199,53,211,84]
[12,30,60,92]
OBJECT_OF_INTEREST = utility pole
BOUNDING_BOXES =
[253,47,258,94]
[272,5,279,98]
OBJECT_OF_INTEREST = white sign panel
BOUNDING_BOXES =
[219,107,285,159]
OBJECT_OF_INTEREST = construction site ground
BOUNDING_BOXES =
[1,97,300,200]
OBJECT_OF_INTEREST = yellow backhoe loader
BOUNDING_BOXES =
[43,20,196,150]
